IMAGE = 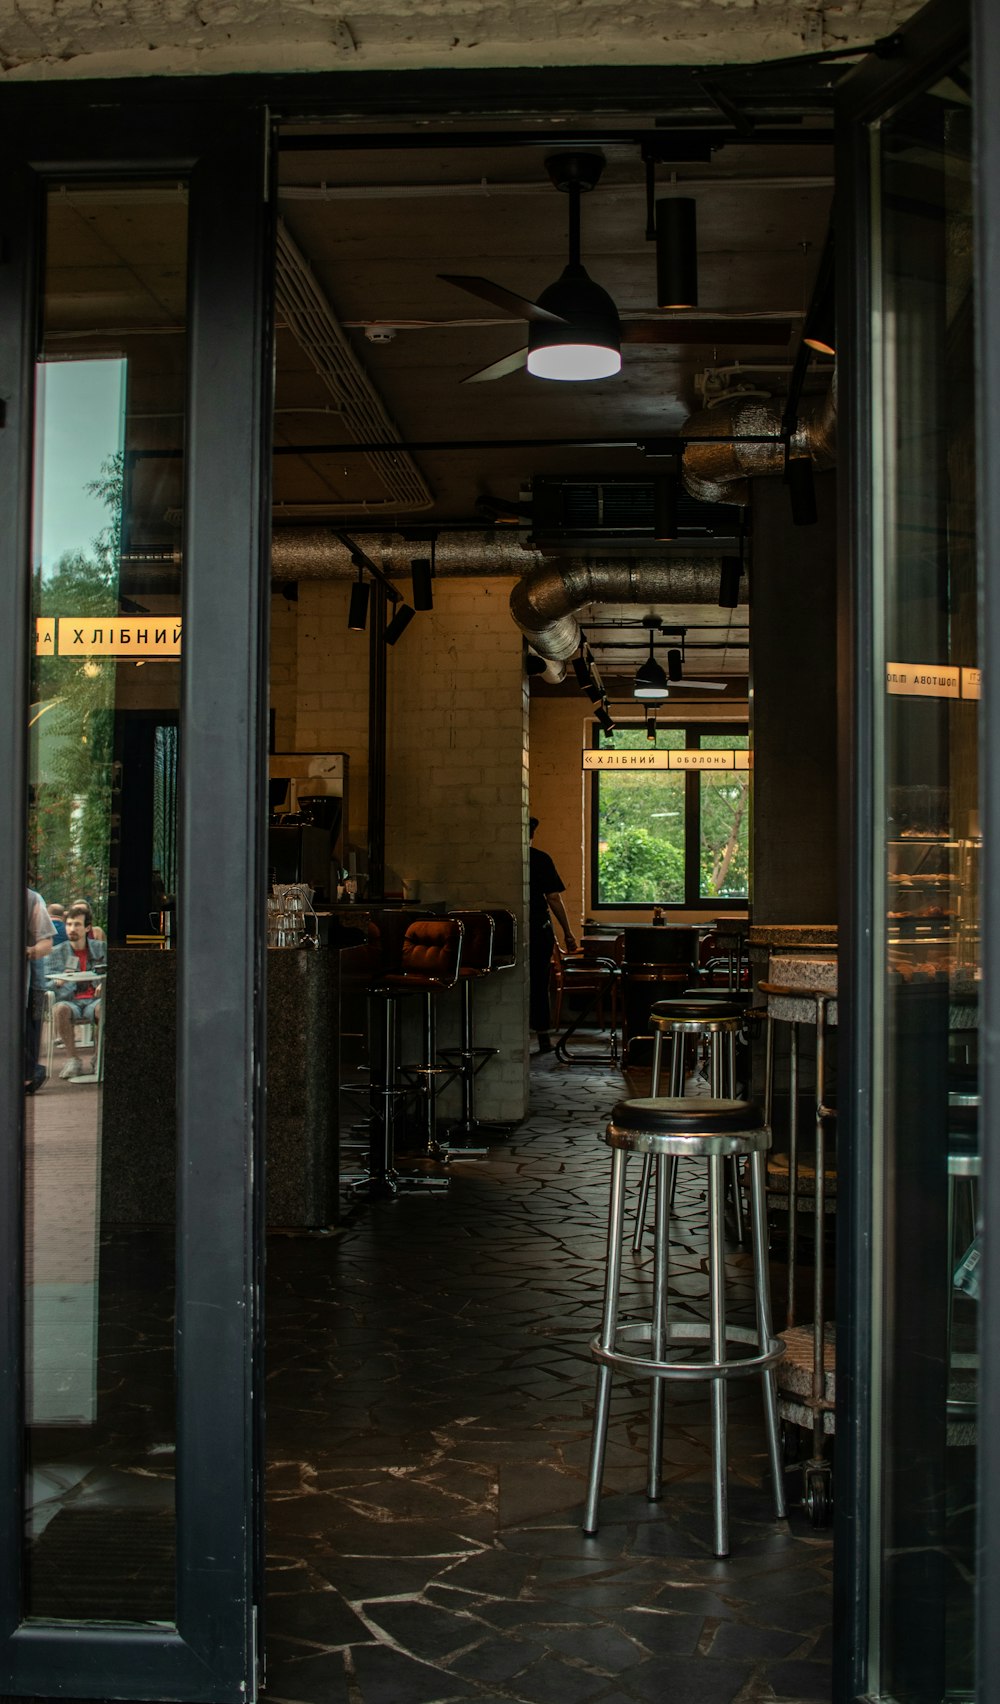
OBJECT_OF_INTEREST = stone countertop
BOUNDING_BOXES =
[768,953,838,995]
[749,924,838,949]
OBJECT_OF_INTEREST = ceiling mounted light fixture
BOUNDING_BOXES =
[633,626,670,702]
[655,196,698,311]
[527,155,622,382]
[802,228,836,357]
[411,555,433,611]
[596,703,616,735]
[666,647,684,683]
[645,713,657,744]
[718,554,743,609]
[347,562,370,632]
[385,603,416,646]
[786,453,818,526]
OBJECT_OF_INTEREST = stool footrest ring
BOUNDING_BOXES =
[590,1319,785,1382]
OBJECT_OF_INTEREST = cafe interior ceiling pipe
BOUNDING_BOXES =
[269,529,714,583]
[680,370,837,505]
[508,558,732,663]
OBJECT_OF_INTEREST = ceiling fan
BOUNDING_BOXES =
[439,151,621,384]
[631,618,728,699]
[439,150,794,383]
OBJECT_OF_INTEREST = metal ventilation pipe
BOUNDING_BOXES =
[270,529,542,580]
[508,559,729,663]
[680,371,837,505]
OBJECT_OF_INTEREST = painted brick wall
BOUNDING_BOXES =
[269,574,530,1124]
[385,577,529,1123]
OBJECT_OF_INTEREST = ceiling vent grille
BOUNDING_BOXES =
[527,477,740,550]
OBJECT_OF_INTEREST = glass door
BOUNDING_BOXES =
[0,95,272,1701]
[835,0,1000,1697]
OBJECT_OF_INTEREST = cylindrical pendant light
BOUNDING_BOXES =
[385,603,416,646]
[348,571,370,632]
[786,455,818,527]
[411,557,433,611]
[655,198,698,311]
[718,556,743,609]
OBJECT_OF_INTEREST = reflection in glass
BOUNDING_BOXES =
[23,182,187,1623]
[699,732,750,900]
[871,66,978,1700]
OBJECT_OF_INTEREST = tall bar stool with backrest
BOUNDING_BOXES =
[387,916,464,1170]
[583,1095,786,1558]
[633,998,746,1249]
[437,908,495,1157]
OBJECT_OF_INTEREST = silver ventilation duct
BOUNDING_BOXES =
[680,370,837,505]
[508,559,730,663]
[270,529,541,580]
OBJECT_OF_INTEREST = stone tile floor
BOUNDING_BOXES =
[264,1055,832,1704]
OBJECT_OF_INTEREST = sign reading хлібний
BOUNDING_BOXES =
[582,749,751,771]
[35,616,181,657]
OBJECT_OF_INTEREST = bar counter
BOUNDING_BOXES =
[100,945,342,1228]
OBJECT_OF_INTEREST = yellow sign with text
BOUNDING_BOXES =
[36,616,182,658]
[583,748,750,772]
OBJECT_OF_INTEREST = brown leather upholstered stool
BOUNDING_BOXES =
[583,1096,786,1558]
[633,998,746,1250]
[437,910,495,1156]
[386,916,464,1176]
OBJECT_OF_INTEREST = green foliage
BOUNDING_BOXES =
[598,826,685,903]
[29,455,122,920]
[700,776,750,897]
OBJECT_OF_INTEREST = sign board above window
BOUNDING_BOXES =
[36,616,181,658]
[583,748,751,771]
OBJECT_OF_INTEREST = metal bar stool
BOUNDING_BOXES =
[437,909,496,1156]
[633,998,746,1251]
[583,1095,786,1558]
[386,916,465,1179]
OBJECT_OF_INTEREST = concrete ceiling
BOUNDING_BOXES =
[39,87,846,691]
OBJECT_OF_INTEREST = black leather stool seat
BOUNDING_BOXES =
[611,1097,764,1135]
[650,998,742,1024]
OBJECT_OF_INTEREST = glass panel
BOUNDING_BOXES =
[871,65,977,1701]
[24,180,187,1623]
[699,732,750,900]
[595,726,685,903]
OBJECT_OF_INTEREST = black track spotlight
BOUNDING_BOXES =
[411,556,434,611]
[596,703,616,736]
[385,603,416,646]
[655,197,698,311]
[652,476,680,542]
[348,570,370,632]
[525,652,549,677]
[645,713,657,743]
[803,229,836,357]
[786,454,818,526]
[572,653,592,689]
[634,631,670,702]
[666,647,683,683]
[718,556,743,609]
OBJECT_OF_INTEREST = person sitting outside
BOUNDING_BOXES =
[46,902,68,946]
[48,901,107,1080]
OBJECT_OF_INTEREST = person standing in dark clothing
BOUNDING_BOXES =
[529,817,577,1052]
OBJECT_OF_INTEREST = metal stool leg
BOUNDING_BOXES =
[708,1150,730,1557]
[750,1148,787,1517]
[584,1147,629,1533]
[647,1153,670,1499]
[633,1027,666,1254]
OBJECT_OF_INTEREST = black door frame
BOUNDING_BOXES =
[0,98,273,1701]
[833,3,998,1700]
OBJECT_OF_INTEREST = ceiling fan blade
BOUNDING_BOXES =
[676,680,728,690]
[438,273,567,325]
[621,318,792,347]
[462,347,530,384]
